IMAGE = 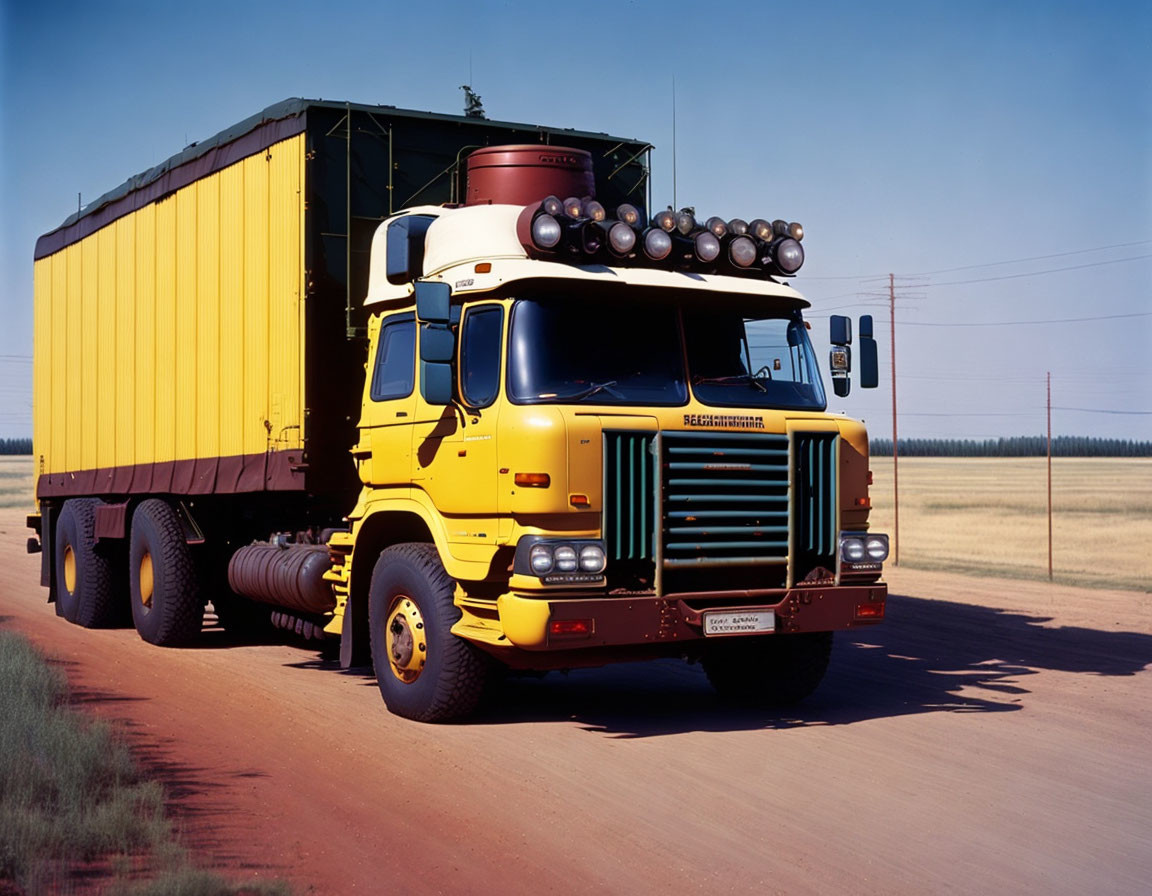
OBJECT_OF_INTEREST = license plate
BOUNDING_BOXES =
[703,610,776,636]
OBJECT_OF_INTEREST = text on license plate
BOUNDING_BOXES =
[703,610,776,636]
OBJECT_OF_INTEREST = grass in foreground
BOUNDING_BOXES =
[0,632,290,895]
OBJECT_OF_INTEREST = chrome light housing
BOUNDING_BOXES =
[515,537,608,584]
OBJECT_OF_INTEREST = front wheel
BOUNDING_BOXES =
[703,632,834,706]
[368,543,488,722]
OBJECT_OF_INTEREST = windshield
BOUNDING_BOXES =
[683,309,827,410]
[508,297,688,405]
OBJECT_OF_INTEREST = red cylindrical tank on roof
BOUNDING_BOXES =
[466,145,594,206]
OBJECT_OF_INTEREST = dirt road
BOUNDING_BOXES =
[2,507,1149,894]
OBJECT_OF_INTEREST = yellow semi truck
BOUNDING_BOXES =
[29,99,888,721]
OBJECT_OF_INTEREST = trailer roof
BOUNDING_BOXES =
[35,98,650,260]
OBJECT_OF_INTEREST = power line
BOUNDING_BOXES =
[907,239,1152,276]
[924,254,1152,287]
[899,311,1151,327]
[1053,407,1152,415]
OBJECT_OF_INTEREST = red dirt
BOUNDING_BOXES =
[2,507,1150,894]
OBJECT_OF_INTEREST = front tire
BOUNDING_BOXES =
[368,543,488,722]
[703,632,834,706]
[54,498,123,627]
[129,499,203,646]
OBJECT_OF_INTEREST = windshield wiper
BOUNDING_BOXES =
[549,380,622,401]
[692,374,767,393]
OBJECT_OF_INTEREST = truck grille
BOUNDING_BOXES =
[660,431,790,569]
[602,429,840,589]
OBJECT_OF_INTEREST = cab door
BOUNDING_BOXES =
[414,302,504,543]
[355,312,417,486]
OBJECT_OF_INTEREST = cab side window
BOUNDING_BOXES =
[370,316,416,401]
[460,305,503,408]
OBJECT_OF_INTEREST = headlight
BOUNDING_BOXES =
[748,218,774,241]
[694,231,721,263]
[608,221,637,256]
[616,204,643,227]
[579,544,606,573]
[774,238,805,275]
[728,235,757,268]
[582,199,606,222]
[866,535,889,561]
[540,195,564,217]
[705,216,728,238]
[675,209,696,235]
[788,221,804,241]
[727,217,749,235]
[652,210,676,232]
[840,536,866,563]
[643,228,673,260]
[529,544,554,574]
[531,214,562,249]
[553,545,578,572]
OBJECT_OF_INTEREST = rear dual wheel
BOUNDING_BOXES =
[54,498,123,627]
[128,499,203,646]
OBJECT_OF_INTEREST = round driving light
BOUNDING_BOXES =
[705,216,728,238]
[772,219,789,237]
[652,210,676,232]
[694,231,721,263]
[749,218,774,241]
[841,537,866,563]
[608,221,637,255]
[675,209,696,235]
[866,535,889,562]
[529,544,555,574]
[541,195,564,217]
[582,199,606,222]
[579,544,606,573]
[789,221,804,241]
[531,214,562,249]
[554,545,578,572]
[774,238,805,274]
[728,235,757,267]
[563,196,584,219]
[616,203,642,226]
[728,218,748,235]
[643,228,673,260]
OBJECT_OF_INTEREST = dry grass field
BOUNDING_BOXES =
[4,455,1147,591]
[0,456,34,511]
[868,457,1151,592]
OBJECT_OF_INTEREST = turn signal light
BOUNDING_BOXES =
[514,473,551,487]
[570,494,590,507]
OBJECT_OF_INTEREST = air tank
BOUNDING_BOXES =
[465,145,594,206]
[227,543,335,614]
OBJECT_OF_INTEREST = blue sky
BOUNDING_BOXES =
[2,0,1149,441]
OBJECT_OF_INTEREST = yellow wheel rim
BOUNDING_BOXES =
[385,595,427,684]
[63,545,77,593]
[138,551,154,610]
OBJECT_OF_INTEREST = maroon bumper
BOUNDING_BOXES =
[535,582,887,650]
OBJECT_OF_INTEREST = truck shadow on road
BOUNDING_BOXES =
[464,593,1152,737]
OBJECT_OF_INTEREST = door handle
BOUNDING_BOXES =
[350,446,372,460]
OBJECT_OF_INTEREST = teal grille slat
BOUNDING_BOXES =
[668,525,789,535]
[604,431,657,564]
[793,432,838,566]
[667,462,788,472]
[667,494,788,504]
[667,510,788,520]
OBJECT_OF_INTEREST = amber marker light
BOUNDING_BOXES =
[514,473,551,487]
[475,262,492,273]
[570,494,590,507]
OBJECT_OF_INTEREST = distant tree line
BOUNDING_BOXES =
[0,438,32,455]
[870,437,1152,457]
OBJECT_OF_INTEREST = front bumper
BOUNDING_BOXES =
[494,583,887,650]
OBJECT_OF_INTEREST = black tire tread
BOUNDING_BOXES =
[55,498,122,628]
[703,631,834,706]
[130,499,202,646]
[369,542,488,722]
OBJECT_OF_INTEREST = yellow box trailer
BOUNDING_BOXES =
[30,99,888,722]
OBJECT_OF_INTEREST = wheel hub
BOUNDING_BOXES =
[63,545,77,593]
[138,551,154,610]
[385,596,427,683]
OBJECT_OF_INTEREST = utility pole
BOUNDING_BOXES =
[890,272,899,566]
[1047,371,1052,581]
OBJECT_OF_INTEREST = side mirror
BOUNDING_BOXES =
[829,314,852,397]
[414,280,454,404]
[859,314,879,389]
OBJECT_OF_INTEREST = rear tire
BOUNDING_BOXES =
[54,498,123,628]
[368,543,488,722]
[703,632,834,706]
[129,499,203,646]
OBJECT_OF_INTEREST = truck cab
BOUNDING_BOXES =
[331,147,889,721]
